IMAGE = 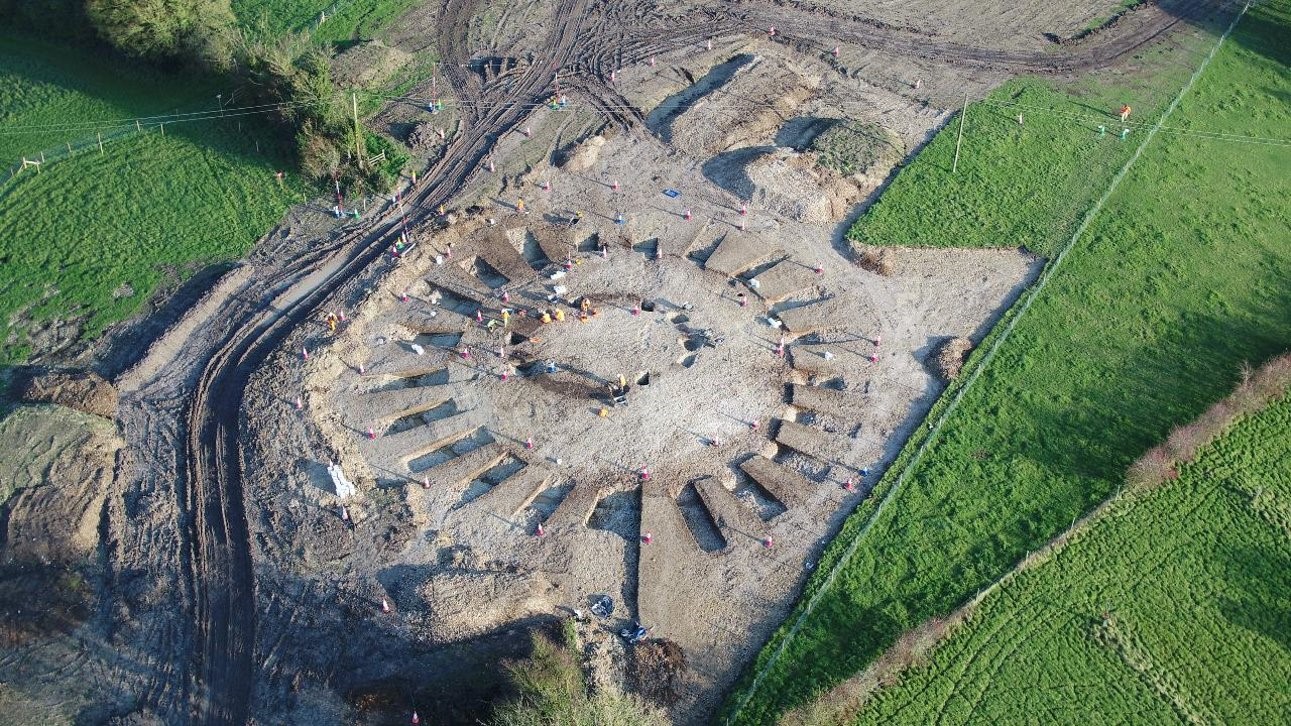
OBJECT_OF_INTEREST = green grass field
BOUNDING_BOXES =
[233,0,419,42]
[725,2,1291,722]
[853,390,1291,724]
[0,33,306,364]
[849,67,1195,257]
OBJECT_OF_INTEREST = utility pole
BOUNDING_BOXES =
[952,92,968,174]
[352,92,364,171]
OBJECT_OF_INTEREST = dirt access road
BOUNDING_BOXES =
[61,0,1220,723]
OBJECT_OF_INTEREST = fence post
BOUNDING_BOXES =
[136,119,142,132]
[67,142,72,156]
[952,92,968,174]
[98,133,104,154]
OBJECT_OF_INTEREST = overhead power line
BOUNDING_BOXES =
[4,56,1288,150]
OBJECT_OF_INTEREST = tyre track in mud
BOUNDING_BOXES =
[569,0,1214,107]
[173,0,594,722]
[555,0,1208,136]
[735,0,1216,73]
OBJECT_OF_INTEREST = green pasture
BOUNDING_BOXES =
[0,33,306,364]
[233,0,419,42]
[856,392,1291,724]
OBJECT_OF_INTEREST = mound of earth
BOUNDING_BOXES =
[558,134,606,172]
[406,122,441,151]
[857,246,897,275]
[810,121,906,182]
[671,55,821,156]
[934,337,974,381]
[0,404,122,563]
[744,150,865,223]
[630,639,687,706]
[15,368,118,419]
[331,40,413,89]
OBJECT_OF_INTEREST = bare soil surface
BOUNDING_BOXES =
[13,369,118,420]
[0,0,1232,723]
[239,119,1038,722]
[0,404,121,561]
[0,404,121,721]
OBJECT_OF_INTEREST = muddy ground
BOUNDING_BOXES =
[0,0,1230,723]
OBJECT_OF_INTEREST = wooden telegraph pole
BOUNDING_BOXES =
[352,92,364,170]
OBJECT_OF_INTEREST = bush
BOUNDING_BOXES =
[489,632,663,726]
[85,0,236,69]
[7,0,395,187]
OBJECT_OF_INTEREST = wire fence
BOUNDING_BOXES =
[304,0,351,35]
[0,107,406,226]
[2,122,143,185]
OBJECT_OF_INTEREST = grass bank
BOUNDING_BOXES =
[724,2,1291,722]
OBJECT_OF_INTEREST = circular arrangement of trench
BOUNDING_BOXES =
[305,30,1049,706]
[322,212,890,607]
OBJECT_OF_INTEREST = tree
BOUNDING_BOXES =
[84,0,234,68]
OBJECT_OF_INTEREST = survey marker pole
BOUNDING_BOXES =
[952,92,967,174]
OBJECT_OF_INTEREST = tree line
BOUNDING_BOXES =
[1,0,402,191]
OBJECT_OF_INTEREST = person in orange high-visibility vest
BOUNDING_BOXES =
[1119,104,1132,122]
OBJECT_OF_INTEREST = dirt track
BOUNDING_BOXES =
[1,0,1233,722]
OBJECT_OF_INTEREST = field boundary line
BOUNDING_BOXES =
[725,2,1252,721]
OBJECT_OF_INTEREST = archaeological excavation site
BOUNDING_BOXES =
[3,0,1253,723]
[240,32,1049,716]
